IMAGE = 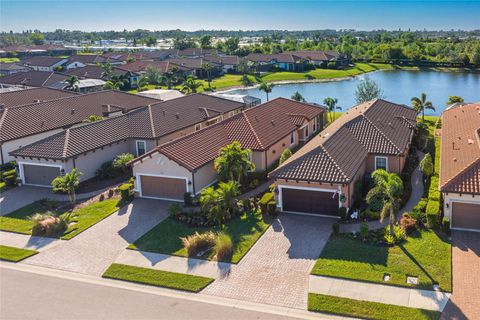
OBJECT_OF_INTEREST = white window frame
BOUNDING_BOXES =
[135,140,147,157]
[374,156,388,171]
[305,125,309,138]
[290,132,295,145]
[194,123,202,132]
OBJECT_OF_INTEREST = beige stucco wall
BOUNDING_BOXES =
[261,131,299,171]
[442,192,480,222]
[365,154,405,174]
[193,163,218,194]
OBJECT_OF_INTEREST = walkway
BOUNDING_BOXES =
[239,179,272,200]
[203,214,334,309]
[441,231,480,320]
[309,275,450,312]
[23,199,169,276]
[0,231,65,252]
[115,250,236,279]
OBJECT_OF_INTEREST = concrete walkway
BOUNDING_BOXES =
[115,250,236,279]
[309,275,451,312]
[0,231,65,252]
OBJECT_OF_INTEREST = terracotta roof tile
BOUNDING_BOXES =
[0,71,68,88]
[22,56,67,67]
[0,87,76,109]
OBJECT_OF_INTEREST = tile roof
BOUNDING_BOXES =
[118,60,191,73]
[0,62,30,71]
[0,71,68,88]
[203,54,240,65]
[0,87,76,109]
[165,58,221,69]
[440,103,480,194]
[177,48,218,56]
[66,54,120,65]
[22,56,66,67]
[63,65,133,79]
[270,99,417,184]
[134,98,324,170]
[0,90,159,143]
[290,50,341,61]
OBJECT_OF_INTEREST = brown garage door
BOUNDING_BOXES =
[140,175,187,200]
[282,188,338,216]
[452,202,480,230]
[23,164,60,186]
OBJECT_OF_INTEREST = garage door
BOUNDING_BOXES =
[452,202,480,230]
[23,164,60,186]
[281,187,338,216]
[140,175,187,200]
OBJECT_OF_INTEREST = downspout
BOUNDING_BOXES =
[264,149,268,172]
[191,171,196,195]
[72,157,76,168]
[0,144,4,165]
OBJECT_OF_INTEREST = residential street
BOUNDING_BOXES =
[0,267,304,320]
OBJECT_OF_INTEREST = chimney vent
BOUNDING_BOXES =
[71,109,75,115]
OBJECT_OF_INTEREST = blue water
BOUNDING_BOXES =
[229,70,480,115]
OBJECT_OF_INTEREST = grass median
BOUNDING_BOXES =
[0,245,38,262]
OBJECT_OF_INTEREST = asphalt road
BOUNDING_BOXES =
[0,267,301,320]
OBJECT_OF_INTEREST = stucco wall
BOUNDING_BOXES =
[265,131,299,170]
[365,154,405,174]
[128,139,157,156]
[193,163,218,194]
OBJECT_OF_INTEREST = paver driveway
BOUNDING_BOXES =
[203,213,334,309]
[441,231,480,320]
[23,199,169,276]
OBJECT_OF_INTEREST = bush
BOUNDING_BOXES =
[267,200,277,216]
[30,212,70,237]
[184,192,193,206]
[0,161,16,172]
[118,183,133,201]
[400,213,417,234]
[352,179,364,210]
[214,232,233,261]
[413,198,428,213]
[2,169,17,186]
[327,61,337,69]
[259,192,275,215]
[181,231,216,257]
[279,149,292,165]
[363,208,380,220]
[383,225,406,245]
[332,223,340,235]
[168,203,182,218]
[426,200,440,228]
[96,161,116,180]
[360,222,369,240]
[442,217,450,234]
[112,153,135,173]
[428,176,441,201]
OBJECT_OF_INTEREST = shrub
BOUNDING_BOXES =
[383,225,406,245]
[400,213,417,234]
[279,149,292,165]
[428,176,440,201]
[181,231,216,257]
[184,192,193,206]
[30,212,70,237]
[327,61,337,69]
[259,192,275,215]
[360,222,369,240]
[99,194,105,202]
[108,188,114,198]
[332,223,340,235]
[338,207,348,219]
[214,232,233,262]
[413,198,428,213]
[426,200,440,229]
[168,203,182,218]
[118,183,133,201]
[112,153,135,173]
[267,200,277,216]
[96,161,116,180]
[2,169,17,186]
[442,217,451,234]
[352,179,364,210]
[0,161,16,172]
[363,208,380,220]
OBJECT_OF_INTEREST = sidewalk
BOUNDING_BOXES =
[0,231,65,252]
[309,275,450,312]
[115,250,235,279]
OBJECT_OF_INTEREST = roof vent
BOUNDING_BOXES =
[175,112,180,119]
[0,104,4,112]
[162,110,166,116]
[34,99,41,103]
[271,120,275,125]
[71,109,75,115]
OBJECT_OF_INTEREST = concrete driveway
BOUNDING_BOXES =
[441,231,480,320]
[23,199,170,276]
[203,213,334,309]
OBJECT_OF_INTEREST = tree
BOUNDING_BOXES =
[411,93,435,122]
[199,35,212,49]
[291,91,305,102]
[103,74,128,90]
[200,181,240,225]
[201,62,214,89]
[355,77,384,103]
[181,75,202,93]
[366,170,403,236]
[100,62,114,80]
[224,37,240,54]
[83,114,104,123]
[419,153,434,181]
[446,95,464,105]
[142,35,157,47]
[216,181,240,219]
[199,186,222,224]
[279,149,292,165]
[258,81,274,101]
[29,32,44,45]
[237,58,249,75]
[51,168,82,204]
[144,65,163,85]
[241,74,252,87]
[214,141,255,184]
[112,153,135,173]
[65,76,79,92]
[323,97,341,124]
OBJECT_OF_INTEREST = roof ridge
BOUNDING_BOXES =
[319,144,349,181]
[441,157,480,191]
[147,104,156,137]
[62,128,71,159]
[242,111,264,149]
[361,114,402,154]
[42,72,56,86]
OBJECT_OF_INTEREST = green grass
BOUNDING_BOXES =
[308,293,440,320]
[102,263,214,292]
[0,181,6,192]
[129,212,270,263]
[0,245,38,262]
[311,229,451,291]
[0,198,124,240]
[0,57,20,63]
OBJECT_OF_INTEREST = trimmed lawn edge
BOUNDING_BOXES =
[308,293,440,320]
[102,263,214,293]
[0,245,39,262]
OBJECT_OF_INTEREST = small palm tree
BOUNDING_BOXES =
[182,75,203,93]
[366,170,404,236]
[214,141,255,184]
[323,97,341,124]
[112,153,135,173]
[201,62,214,89]
[217,181,240,219]
[411,93,435,123]
[258,81,274,101]
[51,168,82,204]
[100,62,114,80]
[65,76,79,92]
[291,91,305,102]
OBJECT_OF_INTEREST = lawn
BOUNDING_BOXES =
[0,198,124,240]
[311,229,451,291]
[0,181,6,192]
[129,212,270,263]
[102,263,214,292]
[0,57,20,63]
[308,293,440,320]
[0,245,38,262]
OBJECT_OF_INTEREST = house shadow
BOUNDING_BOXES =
[451,231,480,256]
[440,299,469,320]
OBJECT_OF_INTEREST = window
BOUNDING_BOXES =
[136,140,146,156]
[290,132,295,145]
[195,123,201,132]
[375,156,388,171]
[313,118,316,132]
[305,125,309,137]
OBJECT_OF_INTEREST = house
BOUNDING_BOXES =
[64,65,140,89]
[1,90,159,165]
[8,94,244,186]
[101,50,174,62]
[175,48,219,58]
[290,50,349,67]
[64,54,123,69]
[245,53,307,72]
[0,87,76,109]
[0,44,74,58]
[211,92,261,108]
[0,71,69,89]
[0,62,31,75]
[439,103,480,231]
[130,98,325,201]
[269,99,417,217]
[203,54,240,73]
[137,89,184,101]
[164,58,222,78]
[48,78,106,93]
[245,54,277,72]
[21,56,69,71]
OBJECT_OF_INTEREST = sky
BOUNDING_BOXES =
[1,1,480,32]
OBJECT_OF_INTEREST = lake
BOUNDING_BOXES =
[228,70,480,115]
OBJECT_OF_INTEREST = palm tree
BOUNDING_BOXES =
[291,91,305,102]
[323,97,341,124]
[366,170,404,236]
[181,75,203,94]
[214,141,255,184]
[100,62,114,80]
[217,181,240,219]
[411,93,435,123]
[137,75,150,90]
[199,186,222,224]
[103,74,128,90]
[258,81,274,101]
[65,76,79,92]
[51,168,82,204]
[201,62,214,89]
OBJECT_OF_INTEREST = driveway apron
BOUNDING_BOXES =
[23,199,169,276]
[203,213,334,309]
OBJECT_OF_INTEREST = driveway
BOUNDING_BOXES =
[441,231,480,320]
[23,199,169,276]
[203,213,334,309]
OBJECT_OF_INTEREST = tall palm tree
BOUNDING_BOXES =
[323,97,341,124]
[201,62,214,89]
[366,170,404,236]
[181,75,203,94]
[411,93,435,123]
[214,141,255,184]
[258,81,274,101]
[65,76,79,92]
